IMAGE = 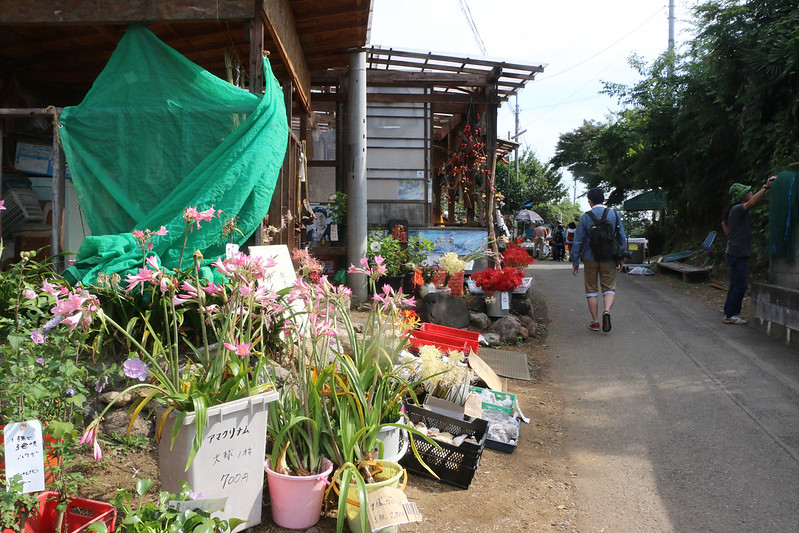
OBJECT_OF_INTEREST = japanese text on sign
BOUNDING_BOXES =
[4,420,45,493]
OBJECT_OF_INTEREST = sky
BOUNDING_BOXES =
[369,0,696,208]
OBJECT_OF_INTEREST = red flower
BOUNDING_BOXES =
[501,242,535,269]
[471,267,524,293]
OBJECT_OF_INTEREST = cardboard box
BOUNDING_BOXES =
[14,142,71,178]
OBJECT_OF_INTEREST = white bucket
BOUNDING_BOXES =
[158,391,279,532]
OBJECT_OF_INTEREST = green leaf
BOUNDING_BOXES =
[135,479,155,497]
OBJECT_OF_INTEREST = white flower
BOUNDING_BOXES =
[370,241,382,252]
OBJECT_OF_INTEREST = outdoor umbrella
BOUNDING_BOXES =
[515,209,544,224]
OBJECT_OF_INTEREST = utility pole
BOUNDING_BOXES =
[514,95,520,182]
[668,0,675,77]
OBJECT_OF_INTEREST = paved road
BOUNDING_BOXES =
[532,261,799,532]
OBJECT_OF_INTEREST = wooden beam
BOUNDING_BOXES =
[0,0,252,23]
[261,0,311,113]
[249,1,264,95]
[312,92,503,105]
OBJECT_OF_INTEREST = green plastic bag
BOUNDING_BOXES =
[59,25,288,286]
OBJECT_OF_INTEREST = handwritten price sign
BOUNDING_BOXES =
[4,420,45,493]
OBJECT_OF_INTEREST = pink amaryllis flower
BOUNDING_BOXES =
[22,288,36,300]
[183,206,217,230]
[52,289,99,332]
[41,279,61,296]
[223,340,253,358]
[0,199,4,211]
[79,423,103,461]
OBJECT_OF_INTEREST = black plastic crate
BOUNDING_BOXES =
[401,403,488,489]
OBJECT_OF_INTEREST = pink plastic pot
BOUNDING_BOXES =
[265,457,333,530]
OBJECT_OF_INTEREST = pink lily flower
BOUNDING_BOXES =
[223,340,253,358]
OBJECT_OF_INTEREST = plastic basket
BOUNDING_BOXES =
[419,323,479,353]
[400,403,487,489]
[485,416,520,454]
[469,386,517,416]
[2,189,44,229]
[23,492,116,533]
[409,331,470,354]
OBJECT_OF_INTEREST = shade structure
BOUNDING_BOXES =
[515,209,544,224]
[623,190,667,211]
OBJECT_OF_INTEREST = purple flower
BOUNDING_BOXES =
[123,358,149,382]
[35,357,45,365]
[95,375,109,393]
[31,331,45,345]
[65,388,75,397]
[41,314,63,333]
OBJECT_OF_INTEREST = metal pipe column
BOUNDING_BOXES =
[346,50,368,304]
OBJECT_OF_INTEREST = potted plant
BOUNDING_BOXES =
[435,252,468,296]
[321,259,439,533]
[0,246,101,489]
[367,230,434,292]
[112,478,244,532]
[76,207,284,530]
[501,241,535,276]
[470,267,524,317]
[263,275,346,530]
[326,191,348,245]
[0,475,39,533]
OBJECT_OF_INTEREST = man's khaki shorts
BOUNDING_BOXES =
[583,260,617,296]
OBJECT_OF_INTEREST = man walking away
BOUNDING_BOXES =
[721,175,776,324]
[571,188,627,332]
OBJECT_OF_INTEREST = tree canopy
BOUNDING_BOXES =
[550,0,799,246]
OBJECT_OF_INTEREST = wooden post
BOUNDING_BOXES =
[51,113,66,272]
[250,0,265,244]
[485,67,500,263]
[0,119,3,240]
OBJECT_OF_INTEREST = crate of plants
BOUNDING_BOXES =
[400,402,488,489]
[469,386,517,416]
[22,492,117,533]
[480,409,521,453]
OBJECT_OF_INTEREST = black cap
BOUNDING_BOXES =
[587,188,605,204]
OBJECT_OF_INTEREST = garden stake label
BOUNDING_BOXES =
[367,486,422,529]
[169,497,227,513]
[4,420,45,493]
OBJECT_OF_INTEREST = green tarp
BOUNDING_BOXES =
[622,190,667,211]
[59,25,288,286]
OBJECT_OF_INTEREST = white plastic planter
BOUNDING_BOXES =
[158,391,279,532]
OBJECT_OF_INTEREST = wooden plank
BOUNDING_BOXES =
[262,0,311,113]
[656,261,711,282]
[0,0,252,23]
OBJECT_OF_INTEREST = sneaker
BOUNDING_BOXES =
[602,311,612,332]
[589,321,600,331]
[722,315,748,325]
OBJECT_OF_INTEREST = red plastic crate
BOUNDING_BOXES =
[22,492,116,533]
[409,331,470,354]
[419,323,480,353]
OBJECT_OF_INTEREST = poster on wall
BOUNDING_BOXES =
[409,228,488,265]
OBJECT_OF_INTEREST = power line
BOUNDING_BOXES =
[458,0,487,56]
[534,7,666,83]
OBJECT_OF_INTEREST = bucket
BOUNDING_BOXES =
[265,457,333,530]
[343,460,405,533]
[157,391,278,532]
[485,291,511,317]
[376,421,408,462]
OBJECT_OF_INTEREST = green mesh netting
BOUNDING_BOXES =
[58,25,288,286]
[768,171,799,262]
